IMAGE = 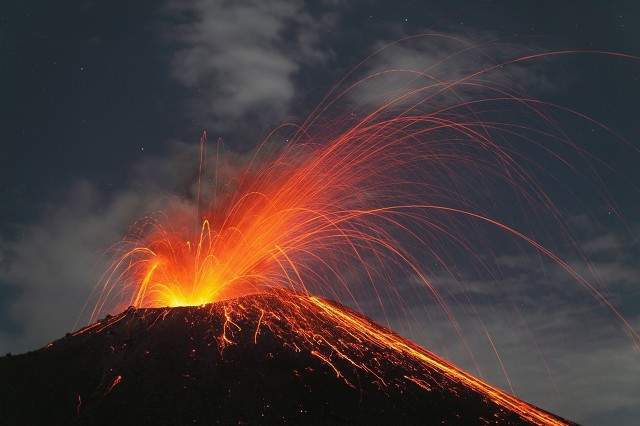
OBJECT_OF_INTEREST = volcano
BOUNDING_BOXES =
[1,289,571,425]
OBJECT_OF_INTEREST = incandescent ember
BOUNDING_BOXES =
[0,289,573,425]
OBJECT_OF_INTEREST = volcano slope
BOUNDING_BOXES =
[0,289,571,425]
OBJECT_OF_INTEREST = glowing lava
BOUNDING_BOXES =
[86,45,639,425]
[56,290,572,424]
[91,110,639,356]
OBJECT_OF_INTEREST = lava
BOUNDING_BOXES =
[80,45,640,424]
[90,92,639,350]
[2,290,574,425]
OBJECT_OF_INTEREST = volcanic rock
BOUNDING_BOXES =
[0,289,572,425]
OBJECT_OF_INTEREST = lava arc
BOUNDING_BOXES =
[78,46,640,425]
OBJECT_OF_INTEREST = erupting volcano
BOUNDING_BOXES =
[4,43,639,425]
[1,289,571,425]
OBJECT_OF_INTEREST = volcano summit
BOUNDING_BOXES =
[1,289,571,425]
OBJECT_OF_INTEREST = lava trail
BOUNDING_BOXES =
[1,289,572,425]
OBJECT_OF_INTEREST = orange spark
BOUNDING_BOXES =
[105,375,123,395]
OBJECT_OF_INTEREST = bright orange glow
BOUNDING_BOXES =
[89,45,639,384]
[90,107,639,352]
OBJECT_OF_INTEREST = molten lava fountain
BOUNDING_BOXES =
[6,46,639,425]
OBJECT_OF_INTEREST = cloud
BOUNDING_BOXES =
[0,181,156,353]
[343,33,555,113]
[165,0,334,129]
[358,218,640,425]
[415,302,640,425]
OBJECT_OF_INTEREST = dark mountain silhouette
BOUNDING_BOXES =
[0,289,572,425]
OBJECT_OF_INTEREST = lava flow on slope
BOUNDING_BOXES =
[1,289,571,425]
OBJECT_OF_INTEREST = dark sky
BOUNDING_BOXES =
[3,1,639,226]
[2,1,640,424]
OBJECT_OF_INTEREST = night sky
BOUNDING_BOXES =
[2,1,640,424]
